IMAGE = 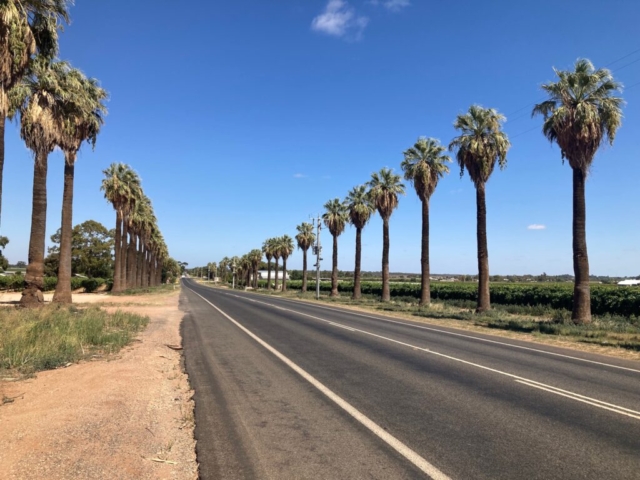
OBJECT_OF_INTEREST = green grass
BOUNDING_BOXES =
[0,305,149,375]
[264,289,640,352]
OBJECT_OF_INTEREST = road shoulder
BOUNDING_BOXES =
[0,290,198,480]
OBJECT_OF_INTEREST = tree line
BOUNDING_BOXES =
[214,59,623,325]
[0,2,174,305]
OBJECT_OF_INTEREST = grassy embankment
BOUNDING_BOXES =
[247,280,640,352]
[0,305,149,376]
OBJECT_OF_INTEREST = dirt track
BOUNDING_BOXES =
[0,290,198,480]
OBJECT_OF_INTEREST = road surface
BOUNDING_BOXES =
[180,279,640,479]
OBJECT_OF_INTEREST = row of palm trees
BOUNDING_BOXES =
[101,163,170,293]
[220,59,621,325]
[0,2,172,304]
[0,2,113,306]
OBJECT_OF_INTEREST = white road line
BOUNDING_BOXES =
[515,381,640,420]
[213,288,640,421]
[220,288,640,375]
[187,287,450,480]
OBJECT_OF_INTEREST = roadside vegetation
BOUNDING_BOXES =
[245,283,640,352]
[0,305,148,376]
[198,58,630,328]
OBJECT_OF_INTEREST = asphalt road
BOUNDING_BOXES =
[180,279,640,479]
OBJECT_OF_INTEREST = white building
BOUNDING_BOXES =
[257,270,290,280]
[617,279,640,286]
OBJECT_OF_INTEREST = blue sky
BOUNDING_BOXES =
[2,0,639,276]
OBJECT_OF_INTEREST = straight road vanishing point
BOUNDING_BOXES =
[180,280,640,480]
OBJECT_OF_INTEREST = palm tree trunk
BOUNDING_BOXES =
[113,212,123,292]
[120,218,129,290]
[267,258,272,290]
[267,258,271,290]
[353,227,362,300]
[331,234,339,297]
[127,232,136,289]
[302,249,308,293]
[149,253,155,286]
[156,257,162,285]
[144,248,150,287]
[20,151,49,307]
[282,257,288,292]
[476,184,490,312]
[420,198,431,306]
[572,168,591,324]
[253,265,258,289]
[136,238,143,288]
[0,108,5,231]
[274,259,279,290]
[53,157,76,304]
[381,218,390,302]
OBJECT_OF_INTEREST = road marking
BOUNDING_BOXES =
[218,287,640,375]
[186,286,451,480]
[515,380,640,420]
[205,286,640,421]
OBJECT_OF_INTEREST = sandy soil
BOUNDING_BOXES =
[0,289,198,480]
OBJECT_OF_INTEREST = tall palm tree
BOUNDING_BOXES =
[367,168,405,302]
[272,238,282,291]
[532,59,623,324]
[279,235,294,292]
[53,69,107,304]
[449,105,510,313]
[345,185,374,300]
[101,163,142,293]
[248,249,262,288]
[262,239,273,290]
[322,198,348,297]
[14,59,70,306]
[0,0,70,230]
[295,223,315,293]
[401,137,451,306]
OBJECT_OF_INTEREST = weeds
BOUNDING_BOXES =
[0,305,149,375]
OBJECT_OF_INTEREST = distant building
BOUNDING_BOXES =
[617,279,640,286]
[257,270,290,280]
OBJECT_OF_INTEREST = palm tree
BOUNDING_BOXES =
[295,223,315,293]
[449,105,510,313]
[53,69,107,304]
[101,163,142,293]
[401,138,451,306]
[14,59,71,306]
[0,0,70,229]
[272,238,282,291]
[532,59,623,324]
[345,185,374,300]
[322,198,348,297]
[279,235,294,292]
[367,168,405,302]
[248,249,262,288]
[262,239,273,290]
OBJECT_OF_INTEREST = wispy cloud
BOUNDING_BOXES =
[369,0,411,11]
[293,173,307,178]
[311,0,369,40]
[527,224,546,230]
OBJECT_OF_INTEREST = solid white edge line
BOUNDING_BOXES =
[220,288,640,375]
[186,285,451,480]
[210,286,640,421]
[515,380,640,420]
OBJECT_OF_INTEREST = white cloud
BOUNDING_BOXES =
[311,0,369,40]
[527,224,547,230]
[369,0,411,11]
[293,173,307,178]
